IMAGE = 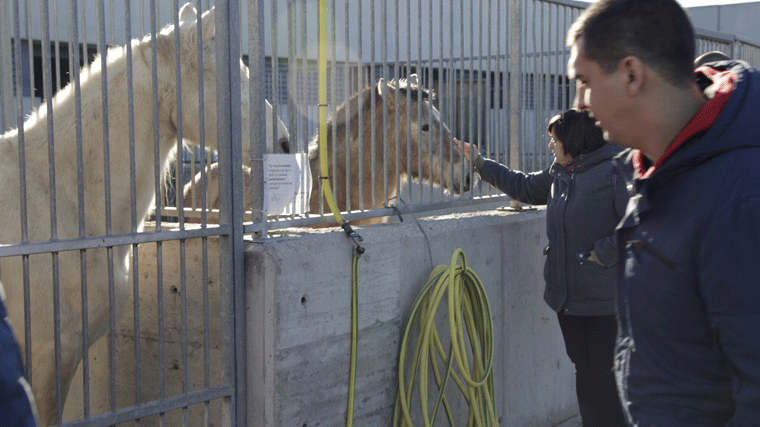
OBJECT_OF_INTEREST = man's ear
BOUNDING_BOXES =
[620,56,644,96]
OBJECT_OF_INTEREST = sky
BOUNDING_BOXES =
[576,0,758,6]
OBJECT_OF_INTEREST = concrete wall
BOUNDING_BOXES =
[247,207,577,426]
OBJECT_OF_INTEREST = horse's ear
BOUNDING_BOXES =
[179,2,198,23]
[201,6,216,38]
[376,78,385,97]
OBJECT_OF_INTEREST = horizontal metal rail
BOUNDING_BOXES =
[245,193,513,233]
[60,385,234,427]
[0,225,230,258]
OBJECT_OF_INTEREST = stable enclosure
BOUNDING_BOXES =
[1,0,760,426]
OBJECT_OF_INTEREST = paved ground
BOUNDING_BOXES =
[553,414,582,427]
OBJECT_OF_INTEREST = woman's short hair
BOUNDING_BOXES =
[547,109,606,159]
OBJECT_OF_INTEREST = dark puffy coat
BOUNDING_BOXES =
[613,60,760,426]
[478,142,627,315]
[0,293,38,426]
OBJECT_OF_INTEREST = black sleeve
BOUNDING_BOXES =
[477,158,552,206]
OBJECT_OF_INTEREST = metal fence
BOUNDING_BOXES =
[1,1,760,426]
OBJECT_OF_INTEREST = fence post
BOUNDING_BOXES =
[215,0,247,426]
[509,0,522,170]
[249,0,265,237]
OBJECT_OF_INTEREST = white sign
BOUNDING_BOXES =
[264,153,312,215]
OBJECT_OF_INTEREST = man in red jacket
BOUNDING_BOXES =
[567,0,760,426]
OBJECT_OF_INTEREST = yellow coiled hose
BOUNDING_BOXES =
[393,249,499,427]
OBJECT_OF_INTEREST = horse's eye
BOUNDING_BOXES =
[421,124,429,132]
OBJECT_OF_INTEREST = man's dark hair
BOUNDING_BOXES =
[547,109,606,159]
[567,0,695,88]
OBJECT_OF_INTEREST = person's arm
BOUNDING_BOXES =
[589,168,630,267]
[457,139,552,205]
[700,196,760,424]
[477,159,552,205]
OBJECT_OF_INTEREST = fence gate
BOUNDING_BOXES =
[0,0,247,425]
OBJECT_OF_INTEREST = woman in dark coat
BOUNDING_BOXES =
[457,109,627,427]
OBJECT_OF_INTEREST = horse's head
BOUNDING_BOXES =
[168,4,290,162]
[381,74,472,194]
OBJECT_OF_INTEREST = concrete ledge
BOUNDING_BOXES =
[246,207,577,426]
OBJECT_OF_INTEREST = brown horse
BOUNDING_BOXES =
[182,74,472,225]
[308,74,472,223]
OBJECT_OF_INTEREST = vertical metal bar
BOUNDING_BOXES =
[530,0,537,171]
[41,0,57,242]
[426,0,432,203]
[431,3,442,201]
[249,0,265,235]
[477,0,485,199]
[370,0,376,209]
[458,0,464,196]
[326,0,333,213]
[53,0,61,92]
[540,0,546,170]
[81,0,88,79]
[26,0,37,110]
[122,1,143,420]
[192,2,211,417]
[554,4,560,116]
[67,0,90,417]
[331,0,338,215]
[467,0,474,198]
[483,0,491,199]
[0,0,15,133]
[382,0,388,209]
[344,0,351,212]
[270,0,280,158]
[357,0,364,211]
[391,0,398,209]
[147,0,165,423]
[216,1,245,425]
[95,0,120,415]
[299,0,307,154]
[168,3,190,425]
[11,0,33,389]
[496,0,503,174]
[416,0,422,205]
[404,0,410,205]
[508,0,521,171]
[110,0,115,45]
[40,1,64,421]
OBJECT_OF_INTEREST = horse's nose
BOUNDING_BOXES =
[463,172,471,192]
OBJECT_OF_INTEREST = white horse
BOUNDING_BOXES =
[0,4,250,425]
[181,99,289,220]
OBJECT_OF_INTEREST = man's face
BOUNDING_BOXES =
[568,39,629,145]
